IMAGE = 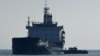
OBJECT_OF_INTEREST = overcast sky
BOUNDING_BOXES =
[1,0,100,49]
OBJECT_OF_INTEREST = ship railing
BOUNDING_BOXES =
[32,22,58,24]
[32,22,43,24]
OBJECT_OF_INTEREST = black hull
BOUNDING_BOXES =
[12,38,51,55]
[64,50,88,54]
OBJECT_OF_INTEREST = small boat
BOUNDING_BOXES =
[63,47,88,54]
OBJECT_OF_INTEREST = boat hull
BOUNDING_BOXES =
[63,50,88,54]
[12,38,63,55]
[12,38,51,55]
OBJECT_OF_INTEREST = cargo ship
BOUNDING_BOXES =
[12,0,65,55]
[12,0,88,55]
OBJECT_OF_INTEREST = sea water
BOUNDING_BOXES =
[0,50,100,56]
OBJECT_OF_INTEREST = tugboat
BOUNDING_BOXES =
[63,47,88,54]
[12,0,65,55]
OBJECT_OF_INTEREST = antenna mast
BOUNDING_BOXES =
[44,0,49,15]
[45,0,47,7]
[27,16,30,26]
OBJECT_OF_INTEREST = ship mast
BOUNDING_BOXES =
[45,0,47,8]
[26,16,30,37]
[44,0,53,24]
[44,0,49,14]
[27,16,30,27]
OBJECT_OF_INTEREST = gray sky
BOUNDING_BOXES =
[0,0,100,49]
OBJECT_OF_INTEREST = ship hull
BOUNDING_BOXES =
[12,38,63,55]
[12,38,51,55]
